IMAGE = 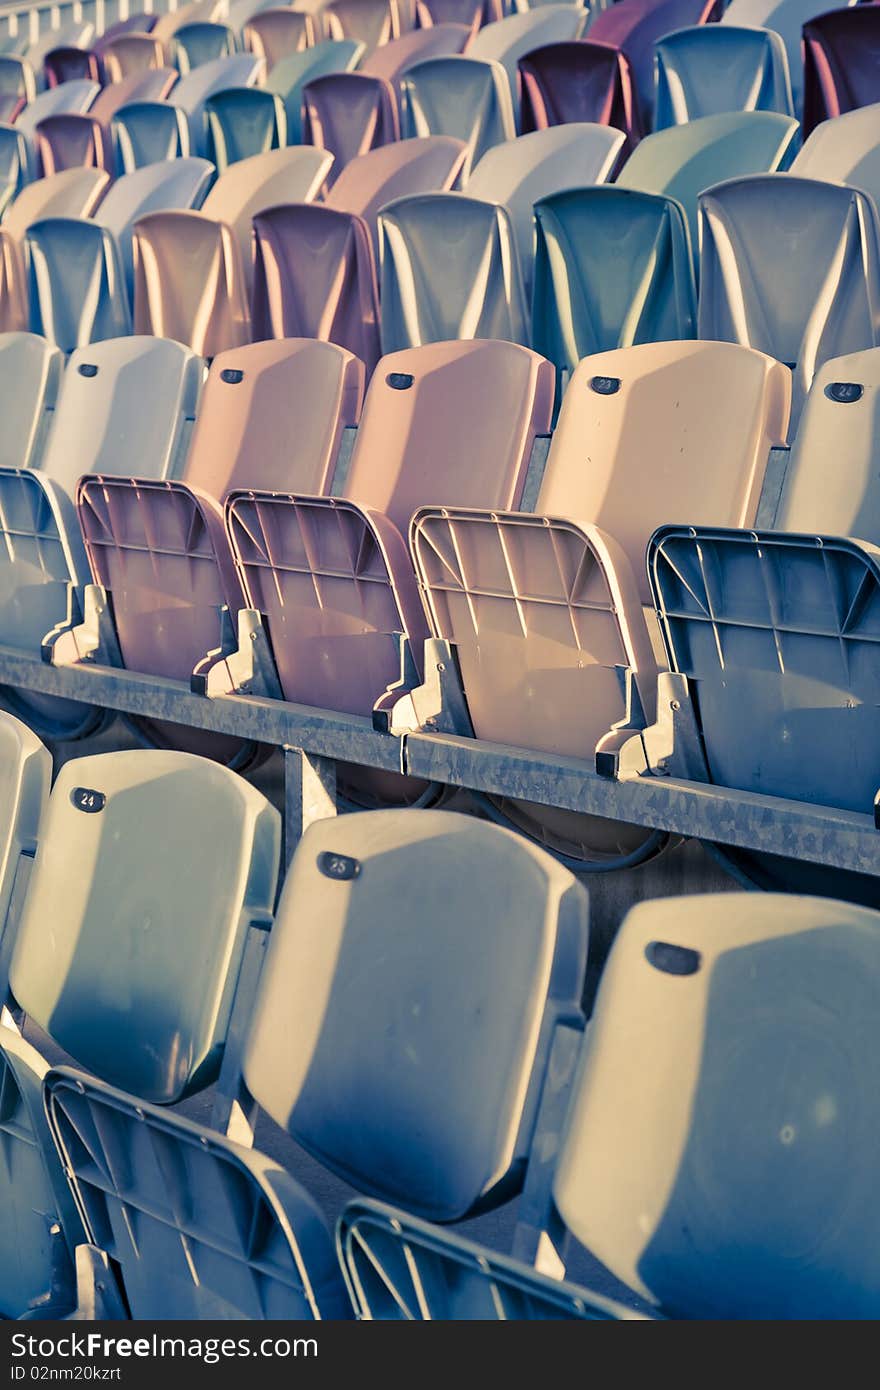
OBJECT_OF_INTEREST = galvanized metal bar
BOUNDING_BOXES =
[283,746,337,871]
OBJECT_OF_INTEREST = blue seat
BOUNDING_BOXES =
[654,24,794,128]
[25,217,131,351]
[0,121,30,212]
[0,54,35,123]
[0,330,63,470]
[94,156,215,298]
[111,100,191,173]
[172,19,237,74]
[205,86,286,170]
[265,39,365,142]
[170,52,265,156]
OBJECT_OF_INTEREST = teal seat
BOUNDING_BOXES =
[0,54,35,122]
[25,217,131,351]
[616,110,800,258]
[0,122,30,213]
[205,86,287,171]
[532,185,696,388]
[722,0,858,107]
[654,25,794,129]
[170,53,266,156]
[112,100,191,172]
[265,39,365,142]
[792,105,880,220]
[399,55,514,181]
[173,20,237,74]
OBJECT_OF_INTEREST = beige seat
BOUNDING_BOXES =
[325,135,468,253]
[0,229,27,332]
[322,0,403,48]
[2,168,110,241]
[409,340,791,860]
[200,146,334,288]
[243,8,319,67]
[133,209,251,356]
[101,34,168,81]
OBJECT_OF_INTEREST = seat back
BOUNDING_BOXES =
[133,209,251,355]
[95,156,215,295]
[13,80,100,155]
[34,113,112,176]
[322,0,402,50]
[803,6,880,137]
[378,192,528,350]
[244,8,318,68]
[205,87,287,171]
[169,53,266,155]
[0,122,32,200]
[359,23,471,87]
[654,24,793,129]
[251,203,381,372]
[792,104,880,220]
[417,0,501,32]
[554,892,880,1318]
[173,20,236,74]
[518,40,642,149]
[467,5,586,102]
[9,750,280,1103]
[588,0,720,121]
[0,229,27,333]
[265,39,366,142]
[722,0,859,106]
[25,217,131,351]
[2,166,109,241]
[325,134,467,254]
[100,33,167,82]
[43,45,102,88]
[111,100,191,172]
[301,71,399,181]
[399,55,514,180]
[648,526,880,813]
[0,331,62,470]
[242,810,588,1219]
[531,186,696,379]
[698,174,880,420]
[0,55,35,123]
[88,68,179,130]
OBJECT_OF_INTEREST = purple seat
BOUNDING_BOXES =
[416,0,501,37]
[301,71,400,183]
[590,0,721,126]
[252,203,381,373]
[93,14,158,55]
[44,46,103,89]
[802,6,880,138]
[359,23,472,88]
[519,40,643,152]
[35,113,114,175]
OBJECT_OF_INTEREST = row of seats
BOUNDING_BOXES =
[0,715,876,1319]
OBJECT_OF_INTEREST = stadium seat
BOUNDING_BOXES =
[13,81,100,169]
[722,0,858,107]
[378,192,529,349]
[25,20,95,74]
[95,14,159,53]
[587,0,720,125]
[87,67,180,131]
[34,113,113,176]
[698,173,880,424]
[518,40,643,152]
[408,341,789,859]
[100,33,168,82]
[25,217,131,350]
[0,55,35,123]
[224,339,553,720]
[169,53,266,156]
[200,145,335,290]
[301,71,400,182]
[399,56,514,179]
[112,100,191,172]
[358,23,472,88]
[251,204,381,371]
[802,5,880,137]
[792,104,880,214]
[265,40,366,142]
[0,229,27,331]
[0,710,49,966]
[43,44,102,88]
[205,87,287,170]
[0,330,63,469]
[3,167,110,241]
[94,157,215,298]
[322,0,403,49]
[465,124,626,290]
[616,110,800,253]
[324,135,468,254]
[467,6,587,104]
[132,210,250,355]
[0,122,31,203]
[172,20,237,74]
[243,8,319,68]
[153,0,226,49]
[417,0,502,33]
[653,25,794,128]
[531,186,696,384]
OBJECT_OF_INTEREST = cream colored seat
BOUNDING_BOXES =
[133,209,251,355]
[2,167,109,241]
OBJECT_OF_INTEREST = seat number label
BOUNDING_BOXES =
[70,787,106,814]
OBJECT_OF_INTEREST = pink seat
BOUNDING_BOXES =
[589,0,720,125]
[132,209,251,357]
[325,134,467,253]
[35,113,114,175]
[416,0,501,37]
[252,203,381,374]
[359,24,472,87]
[88,67,179,128]
[301,72,400,183]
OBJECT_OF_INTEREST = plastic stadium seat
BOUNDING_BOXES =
[244,8,319,68]
[170,53,266,156]
[100,33,167,82]
[399,56,514,179]
[518,41,643,152]
[132,210,250,354]
[224,339,553,720]
[792,104,880,214]
[0,123,31,205]
[531,186,696,382]
[654,25,794,129]
[587,0,720,123]
[13,81,101,167]
[466,124,626,289]
[252,204,381,371]
[409,341,788,860]
[301,71,400,181]
[94,157,215,297]
[34,113,113,176]
[378,192,529,349]
[88,67,180,131]
[0,331,62,469]
[0,56,35,123]
[0,711,49,961]
[417,0,502,31]
[0,337,203,737]
[722,0,858,106]
[205,87,287,170]
[153,0,226,48]
[322,0,403,49]
[25,20,95,74]
[358,23,472,87]
[325,134,468,253]
[514,892,880,1319]
[467,6,587,103]
[3,168,110,241]
[93,14,159,56]
[698,173,880,424]
[776,348,880,544]
[25,217,131,350]
[43,45,102,88]
[227,0,290,34]
[0,230,27,331]
[173,20,237,74]
[200,144,334,286]
[111,100,191,172]
[616,110,800,253]
[802,6,880,137]
[265,40,366,142]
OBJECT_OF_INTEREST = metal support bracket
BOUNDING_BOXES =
[65,1244,129,1321]
[373,637,474,737]
[211,914,273,1147]
[597,671,710,783]
[191,608,285,701]
[283,745,337,870]
[18,1215,81,1320]
[42,584,123,669]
